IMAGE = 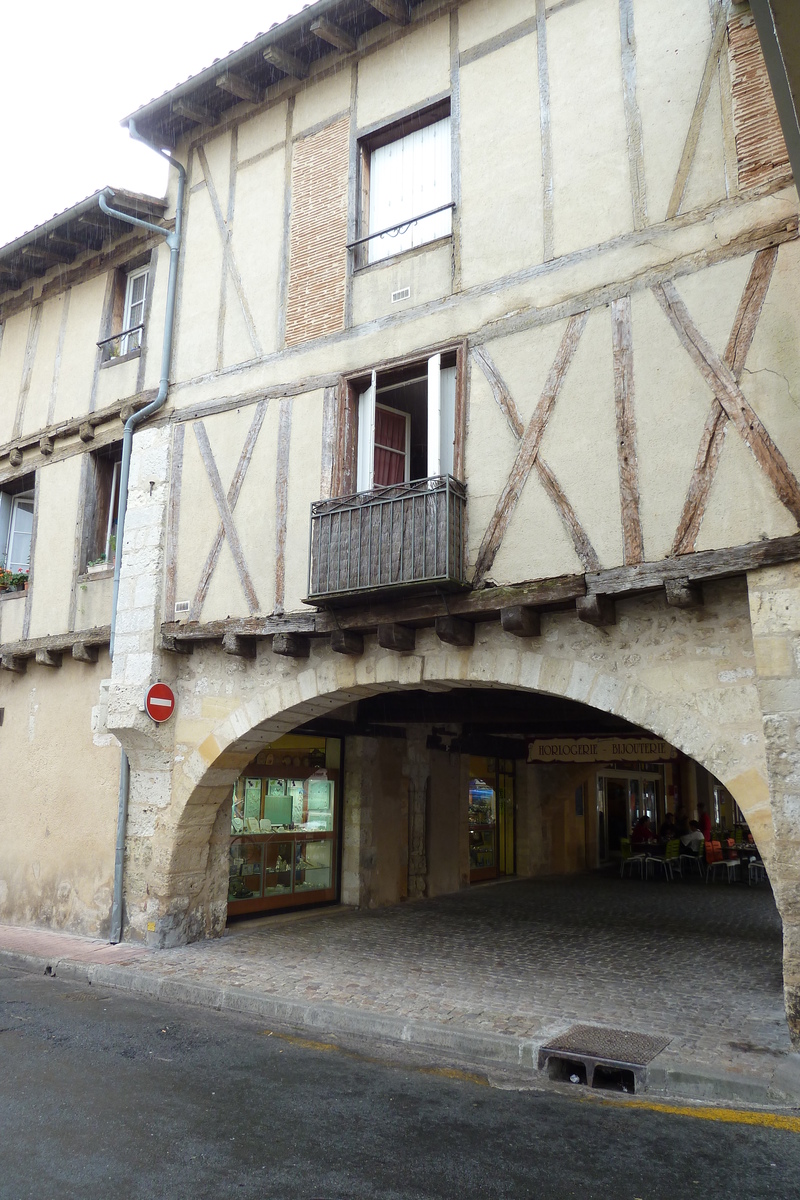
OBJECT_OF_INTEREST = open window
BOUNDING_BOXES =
[356,352,457,491]
[98,262,149,362]
[0,473,35,577]
[358,100,452,266]
[85,446,122,570]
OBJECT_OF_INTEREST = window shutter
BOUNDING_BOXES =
[440,365,456,478]
[369,117,452,263]
[427,354,442,477]
[357,372,377,491]
[0,492,11,568]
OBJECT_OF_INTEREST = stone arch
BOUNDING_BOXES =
[128,601,770,945]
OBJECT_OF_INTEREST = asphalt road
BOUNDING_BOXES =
[0,964,798,1200]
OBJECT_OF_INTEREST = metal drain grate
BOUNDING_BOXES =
[538,1026,671,1093]
[542,1025,670,1065]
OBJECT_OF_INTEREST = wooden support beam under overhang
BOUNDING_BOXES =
[273,632,310,659]
[434,616,474,647]
[311,17,357,53]
[222,631,257,658]
[0,655,26,674]
[72,642,99,663]
[215,71,261,104]
[330,629,364,656]
[21,244,76,266]
[501,606,541,638]
[366,0,410,24]
[576,594,616,628]
[377,623,416,652]
[263,45,308,79]
[0,267,22,290]
[665,578,704,608]
[34,649,62,668]
[171,99,212,125]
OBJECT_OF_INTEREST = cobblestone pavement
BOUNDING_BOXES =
[124,874,790,1081]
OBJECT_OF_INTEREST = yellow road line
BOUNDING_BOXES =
[591,1096,800,1132]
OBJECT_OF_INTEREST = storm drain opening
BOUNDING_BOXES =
[538,1025,670,1095]
[545,1057,588,1085]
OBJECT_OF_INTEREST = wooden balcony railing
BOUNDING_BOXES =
[306,475,467,605]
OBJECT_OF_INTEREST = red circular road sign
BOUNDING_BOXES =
[145,682,176,723]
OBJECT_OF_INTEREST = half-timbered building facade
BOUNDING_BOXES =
[4,0,800,1041]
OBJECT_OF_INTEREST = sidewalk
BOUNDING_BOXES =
[2,875,799,1107]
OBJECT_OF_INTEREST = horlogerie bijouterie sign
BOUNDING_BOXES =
[527,738,677,764]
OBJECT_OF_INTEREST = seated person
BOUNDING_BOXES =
[659,812,677,840]
[680,820,705,855]
[631,816,656,845]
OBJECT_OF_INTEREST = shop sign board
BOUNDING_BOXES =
[527,737,677,764]
[144,681,176,723]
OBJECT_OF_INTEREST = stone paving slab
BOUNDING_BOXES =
[0,875,797,1106]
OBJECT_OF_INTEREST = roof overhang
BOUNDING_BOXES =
[0,189,168,296]
[749,0,800,197]
[123,0,429,147]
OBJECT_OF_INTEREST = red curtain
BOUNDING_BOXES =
[373,406,407,486]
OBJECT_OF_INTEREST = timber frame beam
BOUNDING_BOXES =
[157,533,800,657]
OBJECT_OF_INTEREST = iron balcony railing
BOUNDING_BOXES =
[306,475,467,604]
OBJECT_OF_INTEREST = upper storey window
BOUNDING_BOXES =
[121,267,149,354]
[361,101,452,266]
[0,477,35,576]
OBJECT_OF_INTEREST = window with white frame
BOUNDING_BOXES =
[356,352,457,491]
[0,480,35,576]
[121,267,148,354]
[362,103,452,266]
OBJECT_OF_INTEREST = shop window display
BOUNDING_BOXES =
[228,738,339,915]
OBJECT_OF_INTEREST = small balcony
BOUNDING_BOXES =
[306,475,467,605]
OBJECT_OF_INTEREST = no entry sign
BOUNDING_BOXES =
[145,681,176,723]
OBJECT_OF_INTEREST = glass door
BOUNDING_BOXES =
[468,756,515,883]
[596,769,664,863]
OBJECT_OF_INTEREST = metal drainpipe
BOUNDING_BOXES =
[106,120,186,943]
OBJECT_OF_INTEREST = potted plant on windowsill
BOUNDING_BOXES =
[9,570,29,592]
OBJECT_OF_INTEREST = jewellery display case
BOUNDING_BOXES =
[228,759,338,914]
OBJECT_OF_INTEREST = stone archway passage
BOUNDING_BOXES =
[117,580,771,950]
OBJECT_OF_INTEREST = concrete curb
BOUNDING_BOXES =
[3,947,796,1107]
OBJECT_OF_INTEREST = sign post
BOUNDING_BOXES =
[144,681,176,723]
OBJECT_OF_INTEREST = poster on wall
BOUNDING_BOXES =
[244,778,262,821]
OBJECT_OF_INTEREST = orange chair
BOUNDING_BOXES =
[706,839,740,883]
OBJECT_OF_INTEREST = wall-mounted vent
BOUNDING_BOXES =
[391,287,410,303]
[174,601,190,616]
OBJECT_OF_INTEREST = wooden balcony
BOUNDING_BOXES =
[306,476,467,605]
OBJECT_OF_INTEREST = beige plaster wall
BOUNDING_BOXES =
[0,310,30,443]
[27,456,84,640]
[0,653,119,935]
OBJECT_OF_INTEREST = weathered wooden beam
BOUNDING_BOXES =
[330,629,364,656]
[665,578,703,609]
[79,422,95,443]
[72,642,99,663]
[311,18,356,52]
[273,633,310,659]
[222,631,257,659]
[366,0,410,23]
[171,99,211,125]
[434,616,475,647]
[0,269,22,291]
[501,605,541,638]
[654,281,800,526]
[215,71,261,104]
[161,635,193,655]
[21,244,74,266]
[377,623,416,652]
[39,436,54,457]
[0,655,26,674]
[34,649,62,668]
[263,45,308,78]
[576,594,616,627]
[8,448,23,467]
[611,295,643,565]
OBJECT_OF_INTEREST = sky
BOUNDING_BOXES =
[1,1,303,246]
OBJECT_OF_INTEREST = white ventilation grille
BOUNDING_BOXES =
[174,601,190,615]
[391,287,410,303]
